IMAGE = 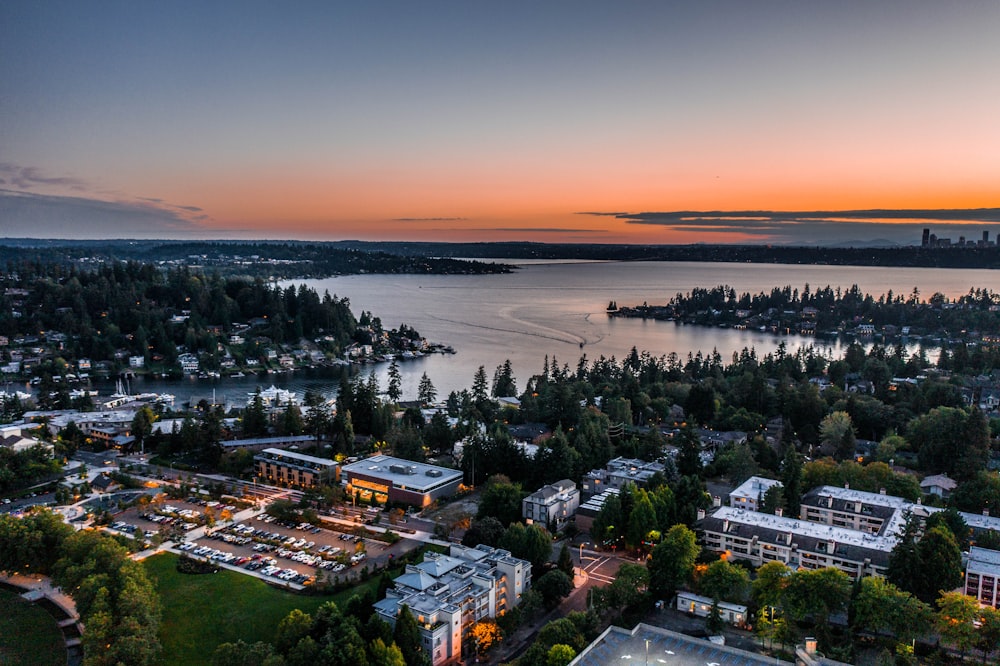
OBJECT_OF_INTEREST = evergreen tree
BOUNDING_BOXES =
[557,543,575,578]
[676,424,703,476]
[386,360,402,403]
[417,373,437,404]
[492,359,517,397]
[781,446,802,516]
[393,606,430,666]
[303,390,329,442]
[243,388,270,437]
[279,403,304,436]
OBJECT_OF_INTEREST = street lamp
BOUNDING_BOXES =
[645,638,650,666]
[579,541,589,563]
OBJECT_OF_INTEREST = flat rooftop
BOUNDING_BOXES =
[810,486,912,510]
[730,475,782,499]
[968,546,1000,576]
[342,454,462,491]
[570,623,792,666]
[254,447,338,467]
[708,506,898,552]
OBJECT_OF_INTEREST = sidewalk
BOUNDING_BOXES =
[0,571,79,620]
[488,568,592,665]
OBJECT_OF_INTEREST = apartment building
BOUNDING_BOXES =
[374,544,531,665]
[965,546,1000,608]
[522,479,580,530]
[700,482,1000,582]
[699,506,892,580]
[799,486,909,534]
[253,448,339,487]
[729,476,783,512]
[581,456,666,496]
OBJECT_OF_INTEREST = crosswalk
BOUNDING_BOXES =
[582,555,616,585]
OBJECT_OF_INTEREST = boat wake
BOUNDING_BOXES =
[428,312,589,347]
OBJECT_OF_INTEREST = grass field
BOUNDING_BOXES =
[143,553,395,666]
[0,588,66,666]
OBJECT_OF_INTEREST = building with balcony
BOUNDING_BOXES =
[965,546,1000,608]
[700,484,1000,582]
[254,448,339,487]
[698,506,892,580]
[581,457,666,496]
[522,479,580,530]
[799,486,909,535]
[373,544,531,666]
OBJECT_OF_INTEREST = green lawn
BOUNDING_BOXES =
[143,553,391,666]
[0,588,66,666]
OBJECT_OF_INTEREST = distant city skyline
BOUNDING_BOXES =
[2,2,998,244]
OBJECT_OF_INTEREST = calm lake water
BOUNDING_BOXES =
[291,260,995,401]
[75,261,995,405]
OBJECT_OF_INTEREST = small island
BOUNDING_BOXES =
[610,284,1000,347]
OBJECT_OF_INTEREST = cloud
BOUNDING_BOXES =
[392,217,468,222]
[0,189,206,239]
[0,162,213,239]
[576,208,1000,245]
[618,208,1000,225]
[574,211,630,217]
[473,227,609,234]
[0,163,87,191]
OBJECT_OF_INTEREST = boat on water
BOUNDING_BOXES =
[111,378,131,399]
[247,385,299,407]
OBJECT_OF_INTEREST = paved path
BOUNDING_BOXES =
[1,572,83,657]
[1,572,78,619]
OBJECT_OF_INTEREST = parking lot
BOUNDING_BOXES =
[173,511,422,586]
[110,496,233,541]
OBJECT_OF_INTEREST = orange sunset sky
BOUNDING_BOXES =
[2,2,999,245]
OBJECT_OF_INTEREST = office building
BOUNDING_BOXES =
[342,454,463,507]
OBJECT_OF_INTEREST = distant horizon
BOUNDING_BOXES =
[4,202,1000,248]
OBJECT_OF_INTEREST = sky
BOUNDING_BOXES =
[2,1,999,245]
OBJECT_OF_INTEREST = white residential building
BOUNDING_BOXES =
[522,479,580,530]
[373,544,531,666]
[729,476,783,512]
[965,546,1000,608]
[700,484,1000,582]
[178,353,199,373]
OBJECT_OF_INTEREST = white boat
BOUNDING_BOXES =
[247,385,299,407]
